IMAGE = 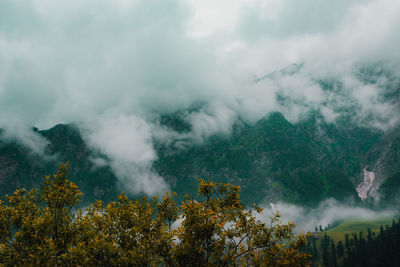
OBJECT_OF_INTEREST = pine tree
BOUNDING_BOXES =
[336,241,344,258]
[330,240,337,267]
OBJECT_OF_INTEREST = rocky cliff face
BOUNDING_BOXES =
[356,168,376,201]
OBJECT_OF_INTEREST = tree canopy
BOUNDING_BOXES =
[0,162,310,266]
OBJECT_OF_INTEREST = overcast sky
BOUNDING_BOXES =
[1,0,399,194]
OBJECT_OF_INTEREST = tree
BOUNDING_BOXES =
[336,241,344,258]
[0,163,311,266]
[330,240,337,267]
[0,162,81,265]
[173,179,310,266]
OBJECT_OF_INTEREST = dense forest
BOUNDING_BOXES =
[307,219,400,266]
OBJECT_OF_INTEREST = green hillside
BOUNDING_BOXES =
[322,218,395,241]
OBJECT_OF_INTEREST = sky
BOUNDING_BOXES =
[0,0,400,194]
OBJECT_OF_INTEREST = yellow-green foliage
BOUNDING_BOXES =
[0,162,310,266]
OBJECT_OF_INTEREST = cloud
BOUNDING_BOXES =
[0,112,50,157]
[187,100,237,142]
[88,113,155,167]
[85,111,168,195]
[259,199,399,233]
[0,0,399,195]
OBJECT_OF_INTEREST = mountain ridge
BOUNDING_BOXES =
[1,111,399,207]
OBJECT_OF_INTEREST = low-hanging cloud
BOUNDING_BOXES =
[259,199,399,233]
[1,0,400,195]
[0,114,50,157]
[85,111,168,195]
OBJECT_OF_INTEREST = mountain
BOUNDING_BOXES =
[153,111,395,205]
[1,63,400,207]
[0,124,119,205]
[1,111,399,207]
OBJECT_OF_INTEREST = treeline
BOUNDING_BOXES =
[343,220,400,267]
[0,162,310,266]
[306,219,400,266]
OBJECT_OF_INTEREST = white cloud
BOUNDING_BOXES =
[0,114,49,157]
[188,101,237,142]
[259,199,399,233]
[86,111,168,195]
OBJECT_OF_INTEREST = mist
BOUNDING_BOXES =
[1,0,400,194]
[259,199,399,233]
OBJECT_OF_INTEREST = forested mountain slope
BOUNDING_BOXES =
[1,111,399,206]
